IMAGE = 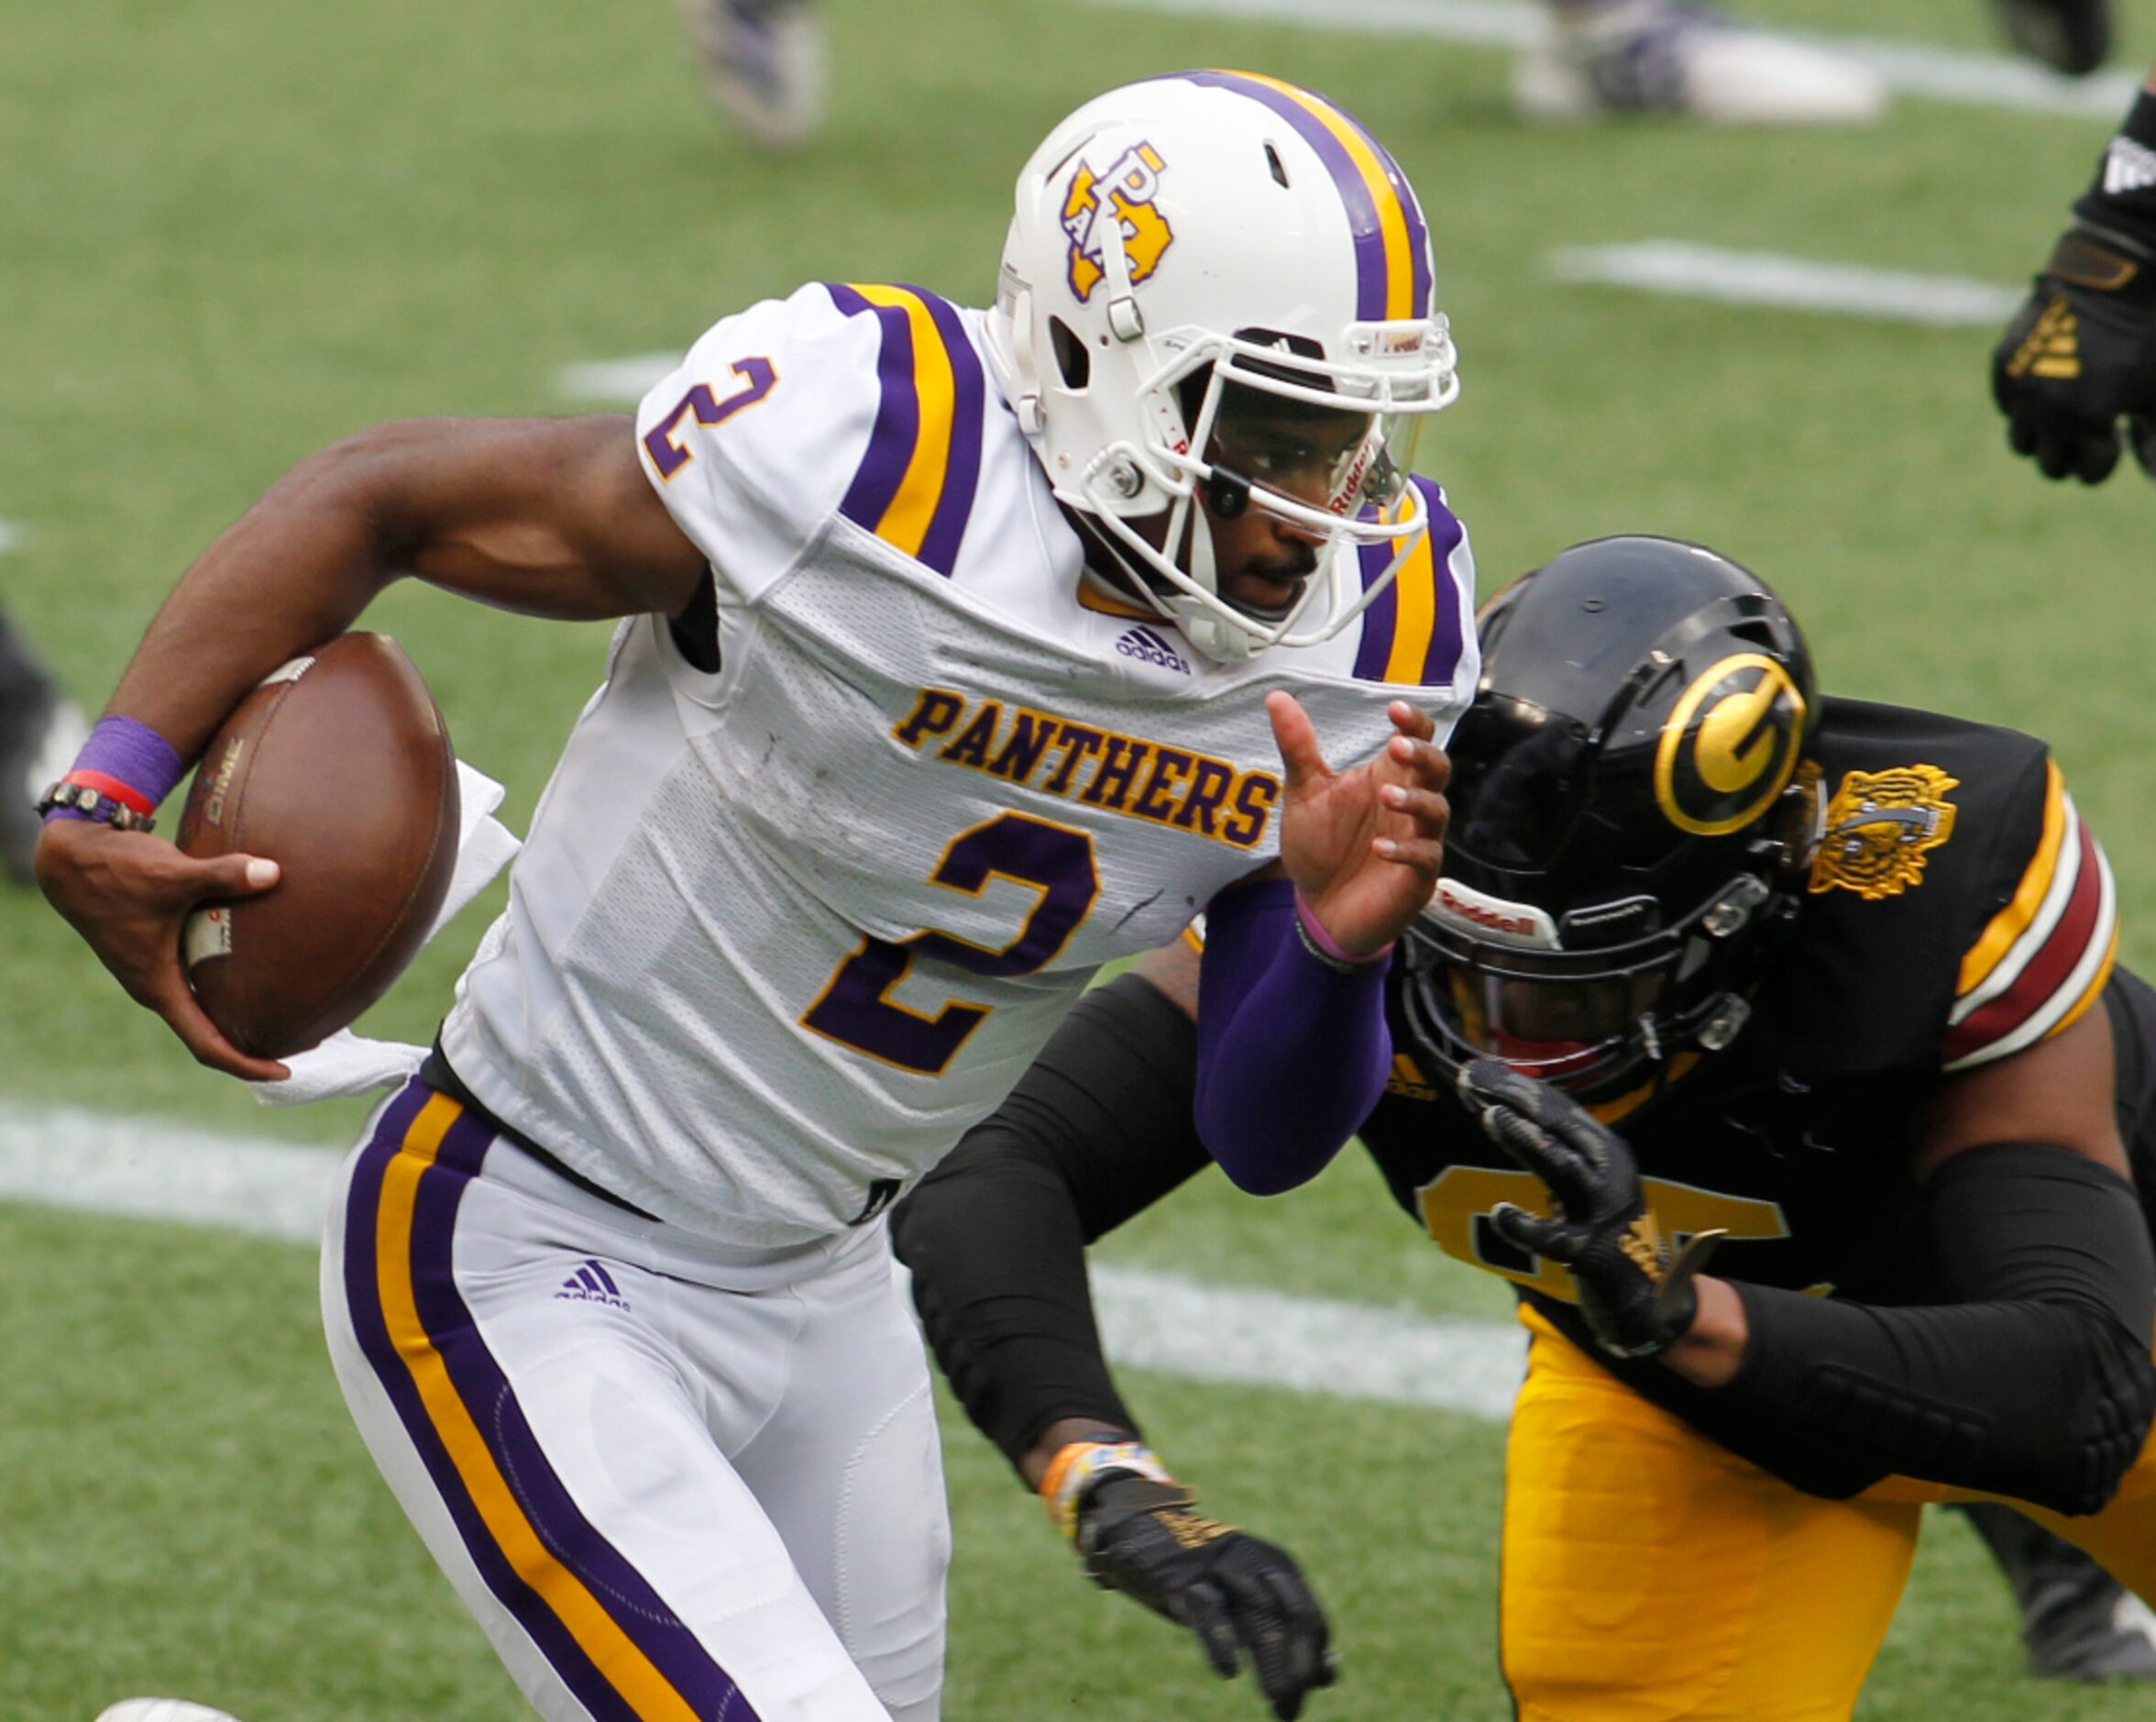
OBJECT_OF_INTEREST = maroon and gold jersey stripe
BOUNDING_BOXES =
[1944,786,2118,1071]
[1957,760,2067,998]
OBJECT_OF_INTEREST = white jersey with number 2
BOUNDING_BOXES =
[439,281,1478,1248]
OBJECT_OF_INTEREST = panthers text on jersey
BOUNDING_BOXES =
[439,281,1479,1247]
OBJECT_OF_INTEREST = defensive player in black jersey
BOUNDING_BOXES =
[893,535,2156,1720]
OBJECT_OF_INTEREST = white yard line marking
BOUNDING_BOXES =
[1827,34,2138,116]
[0,520,25,555]
[0,1100,1525,1420]
[1090,0,2140,118]
[0,1101,343,1242]
[556,354,676,403]
[1091,1264,1524,1419]
[1549,241,2024,325]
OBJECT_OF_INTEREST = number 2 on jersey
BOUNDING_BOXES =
[803,812,1101,1075]
[642,358,779,480]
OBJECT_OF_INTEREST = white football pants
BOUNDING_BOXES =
[320,1078,948,1721]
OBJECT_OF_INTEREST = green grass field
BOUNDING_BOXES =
[7,0,2156,1716]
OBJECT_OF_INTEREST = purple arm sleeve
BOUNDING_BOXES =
[1194,878,1392,1196]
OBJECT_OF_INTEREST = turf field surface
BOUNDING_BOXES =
[6,0,2156,1716]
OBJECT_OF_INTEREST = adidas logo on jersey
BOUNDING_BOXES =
[554,1259,631,1310]
[1113,625,1192,675]
[2104,137,2156,198]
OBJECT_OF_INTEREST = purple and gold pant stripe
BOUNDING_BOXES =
[343,1082,759,1722]
[827,282,986,576]
[1352,476,1467,688]
[1177,70,1433,324]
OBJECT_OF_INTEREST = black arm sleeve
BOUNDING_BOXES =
[890,971,1213,1476]
[1720,1143,2156,1516]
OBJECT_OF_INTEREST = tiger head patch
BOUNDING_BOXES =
[1809,764,1959,900]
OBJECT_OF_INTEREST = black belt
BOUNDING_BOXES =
[420,1045,661,1222]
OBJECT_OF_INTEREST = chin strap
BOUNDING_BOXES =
[1174,499,1226,645]
[1003,284,1046,436]
[1095,198,1147,343]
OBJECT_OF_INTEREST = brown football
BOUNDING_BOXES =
[176,633,459,1058]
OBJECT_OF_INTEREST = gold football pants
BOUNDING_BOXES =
[1501,1305,2156,1721]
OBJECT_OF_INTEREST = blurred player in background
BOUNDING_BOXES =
[683,0,2113,146]
[0,602,85,886]
[42,71,1469,1722]
[688,0,825,149]
[1994,58,2156,483]
[1530,0,2106,121]
[1518,0,1886,125]
[896,535,2156,1720]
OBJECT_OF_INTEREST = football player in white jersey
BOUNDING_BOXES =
[40,73,1473,1722]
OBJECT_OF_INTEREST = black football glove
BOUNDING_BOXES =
[1076,1471,1338,1720]
[1458,1058,1723,1360]
[1992,223,2156,484]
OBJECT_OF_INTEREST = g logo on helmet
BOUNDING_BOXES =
[1062,144,1175,304]
[1653,653,1807,836]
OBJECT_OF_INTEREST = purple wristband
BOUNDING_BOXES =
[43,715,185,823]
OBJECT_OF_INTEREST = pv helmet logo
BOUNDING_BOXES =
[1653,653,1807,836]
[1062,143,1175,303]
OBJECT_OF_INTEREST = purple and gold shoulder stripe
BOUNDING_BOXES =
[826,282,987,577]
[1175,70,1434,323]
[1353,476,1467,688]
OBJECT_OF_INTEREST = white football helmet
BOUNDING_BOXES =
[985,71,1459,662]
